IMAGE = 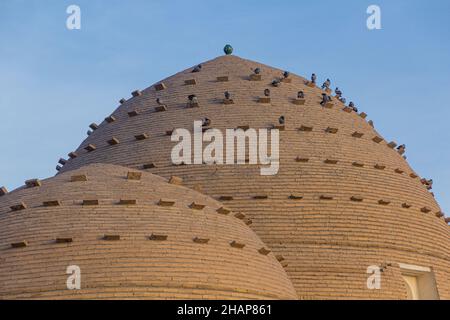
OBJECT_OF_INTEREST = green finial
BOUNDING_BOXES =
[224,44,233,55]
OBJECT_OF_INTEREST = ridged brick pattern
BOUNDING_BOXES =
[0,164,297,300]
[29,55,450,299]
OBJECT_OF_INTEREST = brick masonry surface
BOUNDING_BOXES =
[2,54,449,299]
[0,164,297,299]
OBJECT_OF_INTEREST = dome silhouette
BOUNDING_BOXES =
[1,53,449,299]
[0,164,297,299]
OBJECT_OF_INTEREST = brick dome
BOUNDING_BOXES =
[0,163,297,299]
[55,54,450,299]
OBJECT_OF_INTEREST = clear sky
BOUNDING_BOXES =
[0,0,449,212]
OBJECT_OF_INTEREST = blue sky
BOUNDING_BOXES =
[0,0,449,212]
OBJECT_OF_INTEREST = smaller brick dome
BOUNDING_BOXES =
[0,164,297,299]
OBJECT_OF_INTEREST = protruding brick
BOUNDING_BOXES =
[217,76,229,82]
[230,241,245,249]
[155,105,167,112]
[378,199,391,206]
[0,186,8,196]
[128,110,139,117]
[325,127,338,134]
[154,83,166,91]
[168,176,183,185]
[118,199,137,205]
[219,196,234,201]
[189,202,206,210]
[149,234,168,241]
[68,152,78,159]
[10,202,27,211]
[56,237,73,244]
[289,194,303,200]
[395,168,404,174]
[58,158,67,165]
[352,162,364,168]
[135,133,149,141]
[25,179,41,188]
[105,115,116,123]
[320,195,333,200]
[253,195,268,200]
[324,159,338,164]
[295,157,309,163]
[258,247,271,255]
[217,207,231,215]
[11,241,28,248]
[352,132,364,138]
[43,200,61,207]
[372,136,383,143]
[299,125,313,132]
[258,97,271,103]
[184,79,197,85]
[103,235,120,241]
[234,212,246,219]
[374,164,386,170]
[292,98,305,105]
[421,207,431,213]
[249,74,261,81]
[108,137,120,146]
[387,141,397,149]
[84,144,96,152]
[71,174,87,182]
[143,163,156,169]
[350,196,364,202]
[89,123,99,131]
[359,112,368,119]
[193,237,209,244]
[127,171,142,180]
[158,199,175,207]
[82,199,99,206]
[131,90,142,97]
[402,203,412,209]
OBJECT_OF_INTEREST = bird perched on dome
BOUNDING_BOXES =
[397,144,406,155]
[272,79,281,87]
[283,71,290,78]
[335,87,342,98]
[320,93,330,106]
[311,73,317,84]
[349,102,358,112]
[339,97,346,104]
[254,68,261,75]
[264,89,270,97]
[192,64,202,73]
[297,91,305,99]
[321,79,331,90]
[279,116,285,125]
[224,91,231,100]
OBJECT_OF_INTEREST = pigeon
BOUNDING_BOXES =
[297,91,305,99]
[335,87,342,97]
[321,79,331,90]
[264,89,270,97]
[272,79,281,87]
[279,116,285,125]
[254,68,261,75]
[224,91,231,99]
[192,64,202,73]
[311,73,317,83]
[283,71,290,78]
[320,93,329,106]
